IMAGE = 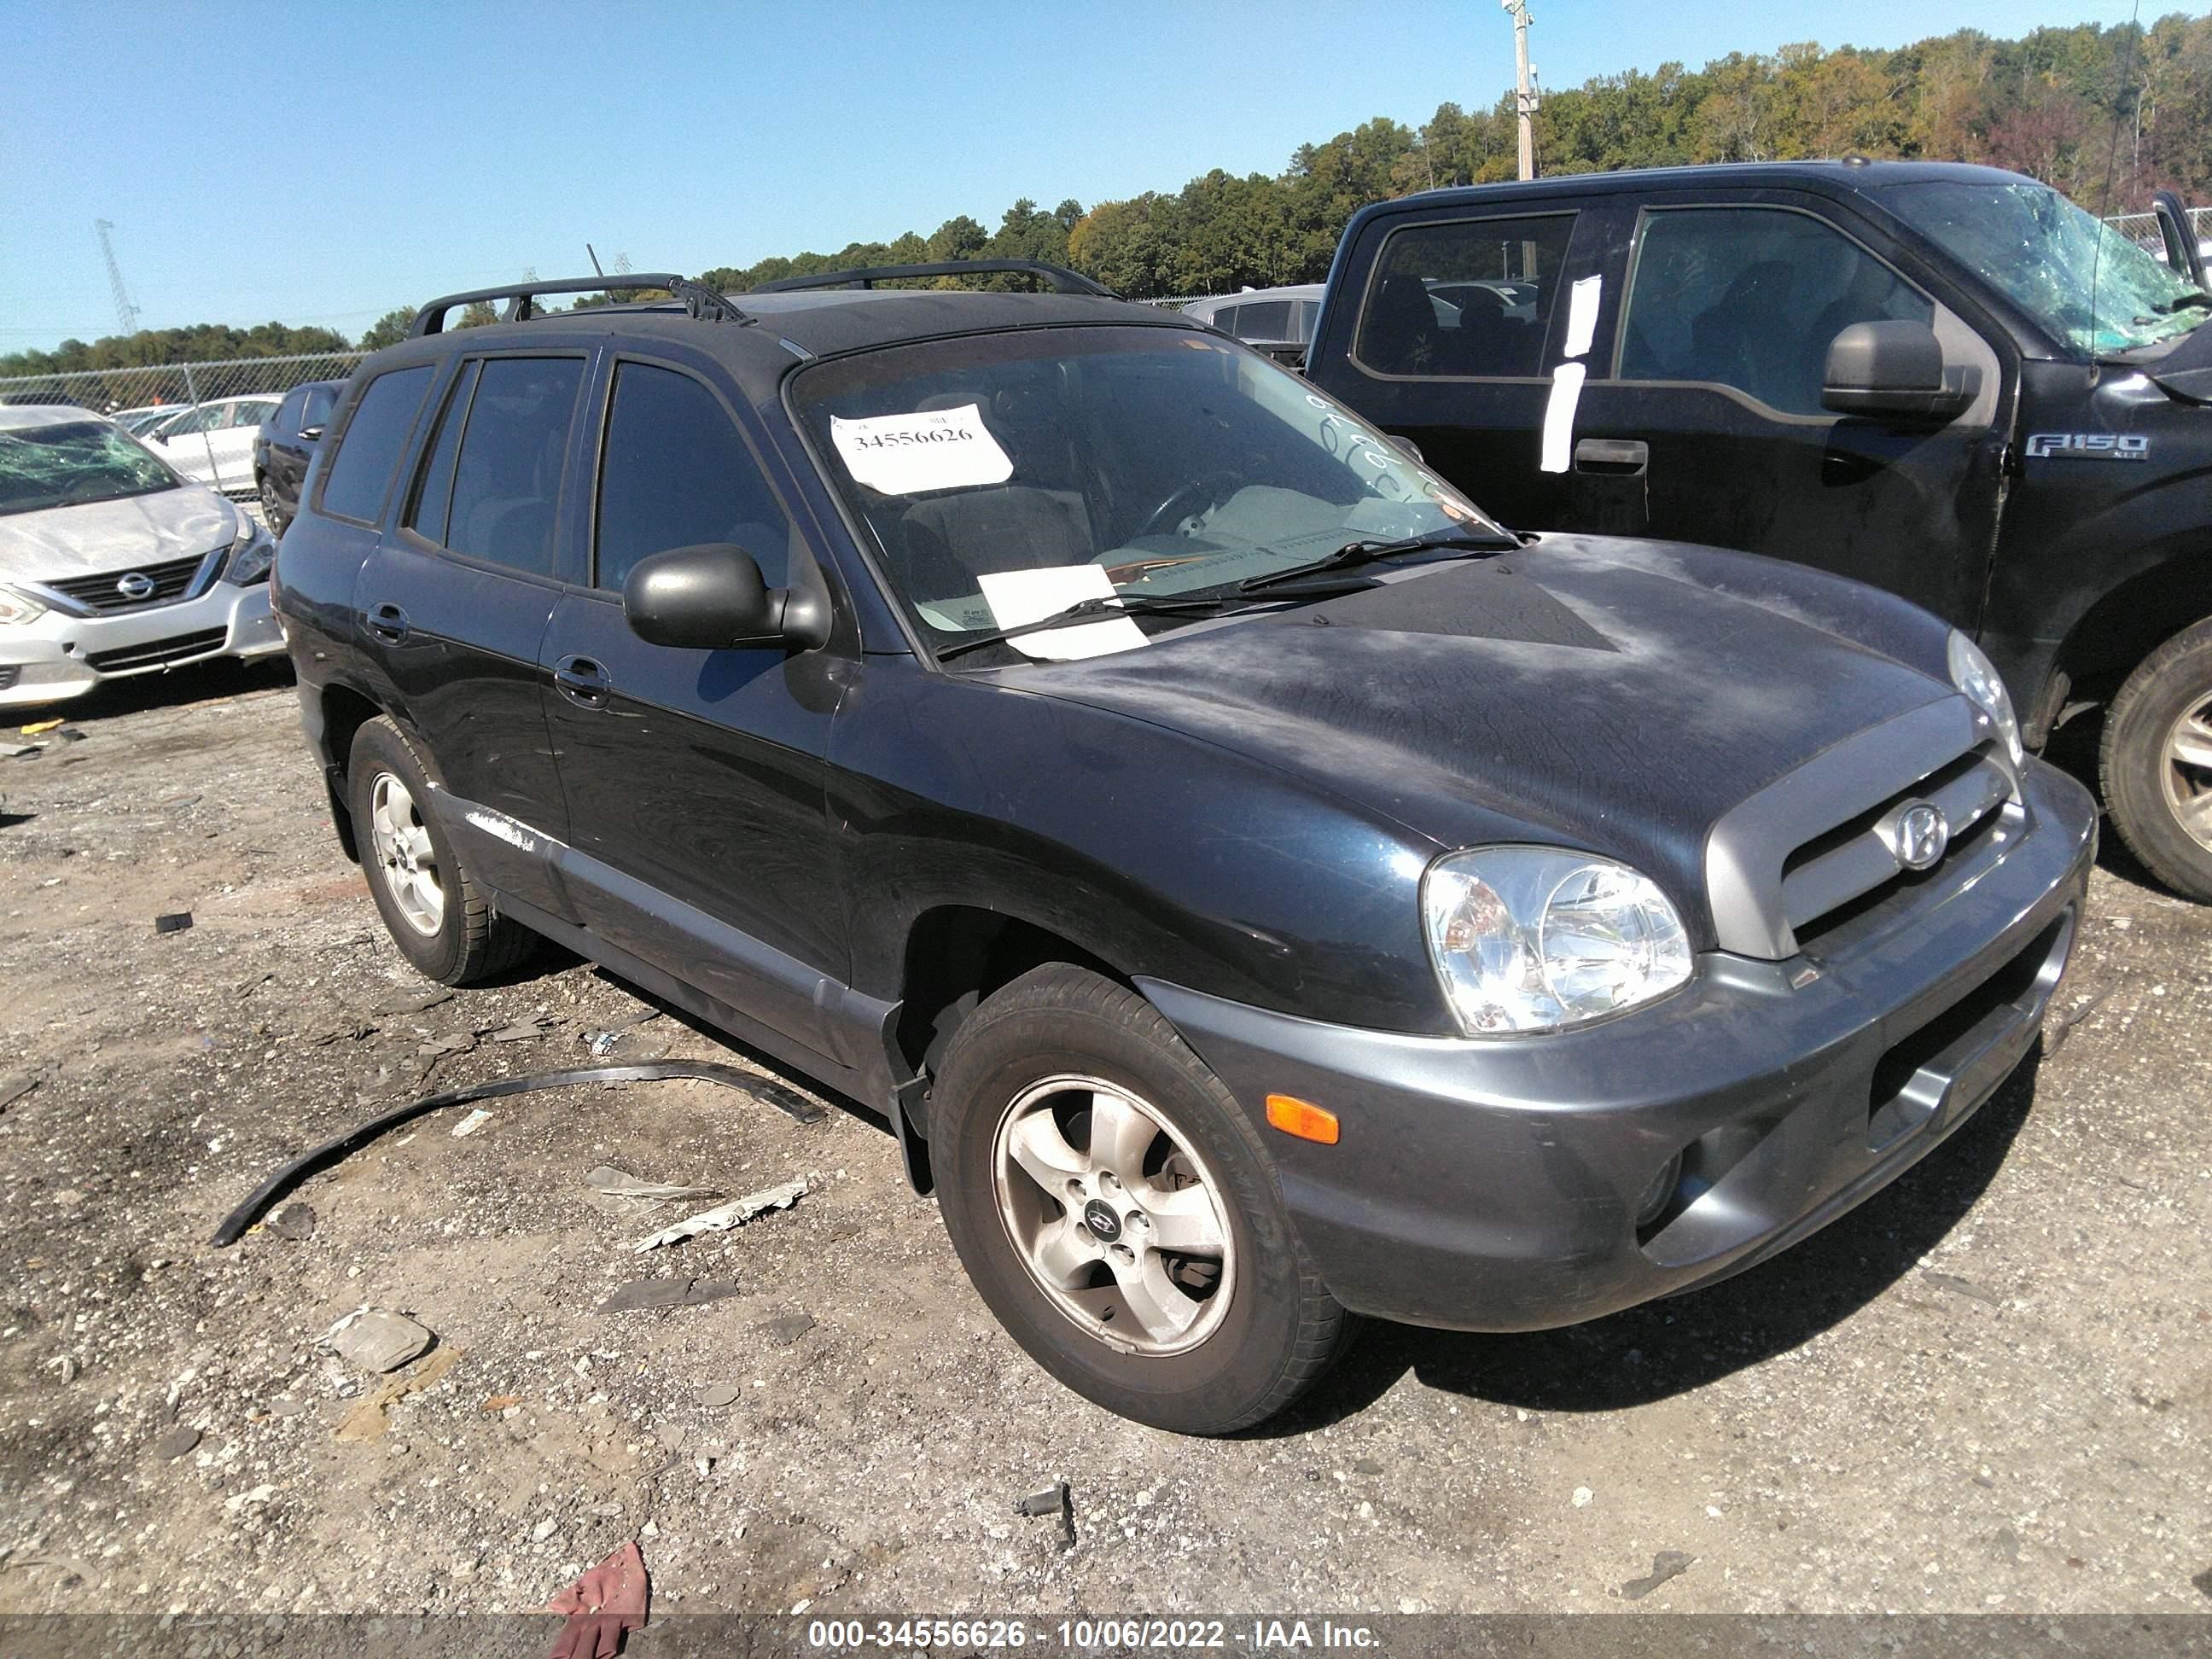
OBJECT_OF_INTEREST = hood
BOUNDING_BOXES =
[0,483,237,582]
[2147,313,2212,402]
[1003,536,1964,937]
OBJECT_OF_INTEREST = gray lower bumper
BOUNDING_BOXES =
[1138,761,2098,1333]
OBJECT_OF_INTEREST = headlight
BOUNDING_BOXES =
[1422,847,1693,1035]
[0,585,47,626]
[224,517,276,585]
[1947,630,2023,765]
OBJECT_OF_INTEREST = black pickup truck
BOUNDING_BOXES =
[1307,161,2212,899]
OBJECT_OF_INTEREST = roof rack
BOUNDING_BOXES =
[406,274,753,339]
[750,259,1118,298]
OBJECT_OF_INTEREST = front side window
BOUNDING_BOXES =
[0,420,178,517]
[1883,179,2207,357]
[438,357,585,576]
[302,386,337,432]
[792,326,1502,659]
[1619,207,1933,416]
[595,362,790,592]
[1356,213,1575,378]
[274,389,306,433]
[318,365,434,523]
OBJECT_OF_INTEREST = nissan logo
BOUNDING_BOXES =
[1887,800,1951,871]
[115,571,156,601]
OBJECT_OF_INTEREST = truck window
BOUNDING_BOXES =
[318,365,433,524]
[1354,214,1574,379]
[1233,300,1293,341]
[439,357,586,577]
[593,361,791,592]
[1619,207,1931,416]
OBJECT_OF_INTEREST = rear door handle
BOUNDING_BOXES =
[366,602,410,643]
[554,654,612,708]
[1573,438,1649,474]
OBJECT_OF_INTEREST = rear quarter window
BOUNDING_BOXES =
[318,366,434,524]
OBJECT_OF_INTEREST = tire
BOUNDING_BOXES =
[258,474,286,538]
[347,716,537,984]
[2099,617,2212,902]
[930,963,1351,1435]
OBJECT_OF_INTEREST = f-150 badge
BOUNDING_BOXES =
[2025,433,2149,460]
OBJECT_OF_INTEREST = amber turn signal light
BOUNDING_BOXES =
[1265,1093,1339,1145]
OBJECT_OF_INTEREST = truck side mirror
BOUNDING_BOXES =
[622,543,830,652]
[1822,321,1976,422]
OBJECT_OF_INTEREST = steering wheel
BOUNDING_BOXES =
[1138,471,1243,539]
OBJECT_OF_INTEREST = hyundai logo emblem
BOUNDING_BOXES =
[1889,800,1951,871]
[115,571,156,601]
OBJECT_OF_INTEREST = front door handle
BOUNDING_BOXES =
[554,655,612,708]
[366,602,410,643]
[1573,438,1649,474]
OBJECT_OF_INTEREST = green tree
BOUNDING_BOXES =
[358,307,416,351]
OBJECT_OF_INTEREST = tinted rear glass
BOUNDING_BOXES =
[441,357,585,577]
[320,367,434,523]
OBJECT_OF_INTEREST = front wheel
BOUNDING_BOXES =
[931,964,1351,1435]
[2100,617,2212,902]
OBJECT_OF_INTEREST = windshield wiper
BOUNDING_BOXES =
[936,594,1244,661]
[2148,290,2212,316]
[1237,529,1519,594]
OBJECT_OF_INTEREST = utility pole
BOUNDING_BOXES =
[1502,0,1538,181]
[94,219,142,336]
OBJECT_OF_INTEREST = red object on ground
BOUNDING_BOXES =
[544,1540,649,1659]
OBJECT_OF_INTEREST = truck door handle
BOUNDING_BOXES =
[554,655,612,708]
[366,602,410,643]
[1573,438,1649,474]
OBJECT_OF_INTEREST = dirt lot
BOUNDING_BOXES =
[0,661,2206,1623]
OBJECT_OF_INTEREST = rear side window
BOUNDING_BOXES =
[439,357,586,577]
[1355,214,1575,378]
[406,361,481,548]
[319,366,433,523]
[1619,207,1933,416]
[1231,300,1293,341]
[594,362,790,592]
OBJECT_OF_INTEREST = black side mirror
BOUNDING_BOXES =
[622,543,830,651]
[1822,321,1976,422]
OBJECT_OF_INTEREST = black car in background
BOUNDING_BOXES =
[272,263,2093,1433]
[1307,160,2212,901]
[252,378,342,535]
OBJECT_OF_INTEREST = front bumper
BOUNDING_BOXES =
[1139,760,2098,1332]
[0,579,283,709]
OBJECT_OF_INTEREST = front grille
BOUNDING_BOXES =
[1784,742,2016,952]
[84,628,227,673]
[45,551,212,614]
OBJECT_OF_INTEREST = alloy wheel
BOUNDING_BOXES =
[2162,692,2212,851]
[991,1073,1237,1357]
[368,771,444,936]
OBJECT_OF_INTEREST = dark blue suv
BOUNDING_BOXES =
[252,377,342,535]
[272,264,2095,1433]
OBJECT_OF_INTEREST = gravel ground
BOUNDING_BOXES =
[0,661,2206,1621]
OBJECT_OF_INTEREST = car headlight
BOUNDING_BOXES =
[1422,847,1693,1035]
[224,517,276,585]
[1947,630,2023,765]
[0,585,47,626]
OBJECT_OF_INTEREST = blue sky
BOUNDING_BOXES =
[1,1,2180,354]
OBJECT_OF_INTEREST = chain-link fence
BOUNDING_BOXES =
[2106,205,2212,255]
[0,351,366,497]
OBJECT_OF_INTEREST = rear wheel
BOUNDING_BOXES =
[347,716,537,983]
[258,474,287,537]
[931,964,1351,1435]
[2100,618,2212,902]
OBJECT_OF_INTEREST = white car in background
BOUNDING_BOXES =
[141,393,281,494]
[0,406,282,708]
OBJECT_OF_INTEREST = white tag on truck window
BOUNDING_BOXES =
[977,565,1148,661]
[830,403,1013,495]
[1563,275,1602,360]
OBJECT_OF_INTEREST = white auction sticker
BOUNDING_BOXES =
[975,565,1147,661]
[830,403,1013,495]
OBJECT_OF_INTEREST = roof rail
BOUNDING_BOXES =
[406,274,753,338]
[750,259,1118,298]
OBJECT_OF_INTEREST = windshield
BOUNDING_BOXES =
[0,420,180,517]
[1885,179,2207,356]
[792,326,1504,658]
